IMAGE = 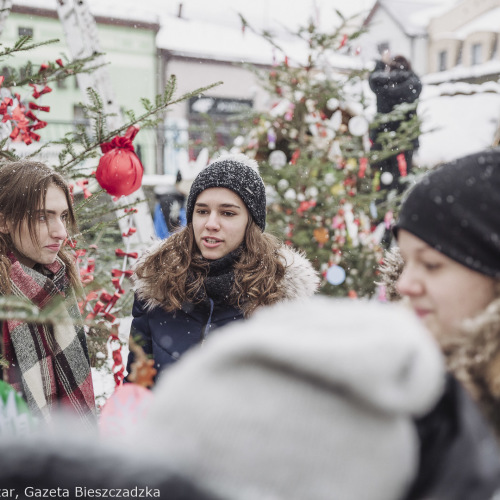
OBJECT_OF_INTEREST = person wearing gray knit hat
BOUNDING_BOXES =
[127,153,319,382]
[138,298,500,500]
[382,147,500,441]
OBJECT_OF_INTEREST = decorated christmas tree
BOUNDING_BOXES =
[228,12,420,298]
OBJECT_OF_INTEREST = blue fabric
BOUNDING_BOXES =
[153,203,187,240]
[126,296,244,381]
[153,203,168,239]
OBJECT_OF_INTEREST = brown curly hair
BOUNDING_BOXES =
[134,218,287,317]
[0,160,81,296]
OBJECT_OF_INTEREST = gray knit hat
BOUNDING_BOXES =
[186,153,266,231]
[143,298,445,500]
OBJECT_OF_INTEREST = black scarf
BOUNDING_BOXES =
[202,249,241,305]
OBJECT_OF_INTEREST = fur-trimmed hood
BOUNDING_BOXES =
[133,239,320,311]
[378,247,500,440]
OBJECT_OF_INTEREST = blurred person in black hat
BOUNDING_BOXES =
[127,153,319,382]
[379,147,500,441]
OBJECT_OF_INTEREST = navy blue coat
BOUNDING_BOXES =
[127,296,244,380]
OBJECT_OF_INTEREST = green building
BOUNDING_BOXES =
[2,3,161,173]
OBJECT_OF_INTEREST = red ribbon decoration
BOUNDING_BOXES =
[397,153,408,177]
[111,269,133,278]
[290,149,301,165]
[122,227,137,237]
[115,248,138,259]
[29,84,52,99]
[358,157,368,178]
[109,326,125,386]
[338,34,348,49]
[76,179,92,199]
[29,102,50,112]
[297,200,317,216]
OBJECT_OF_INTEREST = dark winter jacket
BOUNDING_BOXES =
[404,373,500,500]
[369,62,422,150]
[127,242,320,380]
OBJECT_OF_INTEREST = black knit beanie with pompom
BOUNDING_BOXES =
[186,153,266,231]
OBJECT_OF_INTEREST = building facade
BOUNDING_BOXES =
[2,3,160,172]
[427,0,500,82]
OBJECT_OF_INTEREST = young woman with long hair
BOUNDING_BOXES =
[127,153,319,380]
[0,160,95,426]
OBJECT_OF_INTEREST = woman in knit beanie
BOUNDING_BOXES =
[127,153,319,381]
[379,147,500,438]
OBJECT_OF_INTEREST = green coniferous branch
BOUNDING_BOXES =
[54,77,222,173]
[0,35,58,58]
[75,191,147,222]
[0,39,103,88]
[0,137,18,161]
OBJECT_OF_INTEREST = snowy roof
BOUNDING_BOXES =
[11,0,363,70]
[454,6,500,39]
[157,16,279,65]
[12,0,160,26]
[157,15,364,71]
[367,0,458,36]
[423,60,500,83]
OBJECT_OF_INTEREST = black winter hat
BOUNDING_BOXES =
[394,148,500,278]
[186,153,266,231]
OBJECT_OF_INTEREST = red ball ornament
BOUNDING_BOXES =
[96,125,143,197]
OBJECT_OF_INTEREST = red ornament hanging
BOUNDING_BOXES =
[96,125,143,197]
[397,153,408,177]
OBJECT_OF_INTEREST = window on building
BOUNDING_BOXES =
[73,105,91,135]
[18,27,33,37]
[187,96,254,159]
[56,76,67,90]
[490,35,498,60]
[471,43,482,65]
[438,51,447,71]
[456,43,463,65]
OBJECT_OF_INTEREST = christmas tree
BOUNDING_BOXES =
[226,12,420,298]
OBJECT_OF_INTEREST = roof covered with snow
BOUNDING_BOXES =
[12,0,365,69]
[366,0,459,36]
[13,0,160,25]
[454,6,500,39]
[157,16,279,65]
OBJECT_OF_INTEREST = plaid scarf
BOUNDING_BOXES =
[2,253,96,428]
